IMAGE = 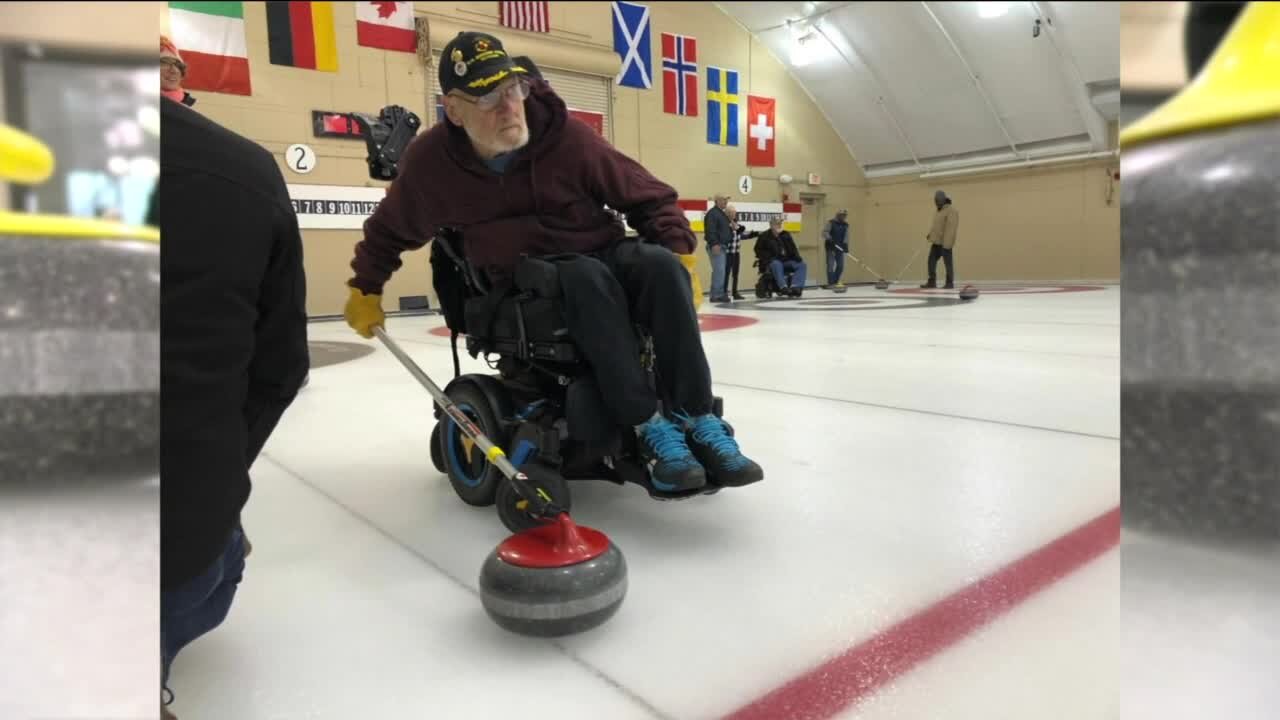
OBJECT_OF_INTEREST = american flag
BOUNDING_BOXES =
[499,2,549,33]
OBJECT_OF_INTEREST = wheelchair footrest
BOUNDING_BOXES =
[628,471,724,501]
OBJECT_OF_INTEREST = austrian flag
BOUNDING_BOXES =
[357,2,416,52]
[661,33,698,117]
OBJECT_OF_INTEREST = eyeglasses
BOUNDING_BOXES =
[453,77,531,112]
[161,57,187,74]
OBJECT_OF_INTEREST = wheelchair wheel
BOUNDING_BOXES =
[430,421,445,473]
[495,467,571,534]
[438,382,509,507]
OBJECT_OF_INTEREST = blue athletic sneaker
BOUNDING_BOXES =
[680,413,764,487]
[636,415,707,492]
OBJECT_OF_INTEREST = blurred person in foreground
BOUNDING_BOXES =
[158,91,308,717]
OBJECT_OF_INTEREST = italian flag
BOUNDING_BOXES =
[168,2,252,96]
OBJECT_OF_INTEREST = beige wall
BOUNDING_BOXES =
[185,1,1116,316]
[0,2,160,53]
[861,157,1120,284]
[1121,1,1187,92]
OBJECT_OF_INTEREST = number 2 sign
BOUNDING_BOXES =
[286,144,317,175]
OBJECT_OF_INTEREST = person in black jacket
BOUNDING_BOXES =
[754,215,807,297]
[158,96,309,717]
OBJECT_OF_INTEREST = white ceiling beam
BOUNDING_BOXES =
[811,18,924,171]
[1028,1,1110,151]
[919,2,1022,158]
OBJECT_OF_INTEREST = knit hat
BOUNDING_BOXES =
[934,190,948,203]
[161,35,186,76]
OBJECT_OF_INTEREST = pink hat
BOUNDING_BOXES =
[161,35,186,75]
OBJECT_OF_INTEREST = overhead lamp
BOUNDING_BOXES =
[978,2,1010,19]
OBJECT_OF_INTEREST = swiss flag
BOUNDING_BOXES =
[746,95,776,167]
[356,2,417,53]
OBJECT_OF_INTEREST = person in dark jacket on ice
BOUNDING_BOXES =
[343,31,763,494]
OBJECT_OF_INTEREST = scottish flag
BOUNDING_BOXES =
[706,66,740,146]
[612,1,652,89]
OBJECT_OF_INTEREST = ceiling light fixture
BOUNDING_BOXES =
[978,2,1010,19]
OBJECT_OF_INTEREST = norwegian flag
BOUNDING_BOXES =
[499,2,549,33]
[661,33,698,116]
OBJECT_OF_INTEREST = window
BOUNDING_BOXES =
[3,45,159,225]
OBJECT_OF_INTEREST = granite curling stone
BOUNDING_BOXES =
[0,228,159,481]
[1119,2,1280,542]
[479,512,628,637]
[874,280,890,290]
[958,284,979,301]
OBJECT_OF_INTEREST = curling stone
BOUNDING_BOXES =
[874,280,890,290]
[832,285,848,293]
[479,511,628,637]
[958,285,979,301]
[1119,2,1280,542]
[0,124,159,481]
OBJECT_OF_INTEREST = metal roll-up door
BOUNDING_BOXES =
[539,66,612,143]
[428,52,443,126]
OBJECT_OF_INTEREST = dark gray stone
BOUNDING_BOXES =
[479,543,627,637]
[0,236,159,481]
[1121,119,1280,542]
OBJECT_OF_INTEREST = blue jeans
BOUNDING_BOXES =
[161,525,247,705]
[707,245,727,299]
[770,259,806,289]
[826,249,845,286]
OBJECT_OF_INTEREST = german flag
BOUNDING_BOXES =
[266,2,338,72]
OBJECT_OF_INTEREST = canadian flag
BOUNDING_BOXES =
[746,95,776,167]
[356,2,416,53]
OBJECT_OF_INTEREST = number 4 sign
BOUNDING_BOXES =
[738,175,753,195]
[286,144,317,174]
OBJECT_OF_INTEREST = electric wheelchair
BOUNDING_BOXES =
[753,258,802,298]
[351,104,733,533]
[426,231,732,533]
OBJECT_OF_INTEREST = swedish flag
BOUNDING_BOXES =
[706,66,740,146]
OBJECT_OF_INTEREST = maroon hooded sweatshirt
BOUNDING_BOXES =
[349,79,696,294]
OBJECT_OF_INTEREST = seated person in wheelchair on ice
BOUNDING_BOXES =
[754,216,807,297]
[343,31,763,493]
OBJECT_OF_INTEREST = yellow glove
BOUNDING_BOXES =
[676,253,703,311]
[344,286,385,339]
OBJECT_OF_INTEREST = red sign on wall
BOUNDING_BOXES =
[568,108,605,138]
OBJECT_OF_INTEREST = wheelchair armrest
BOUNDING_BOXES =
[435,228,492,296]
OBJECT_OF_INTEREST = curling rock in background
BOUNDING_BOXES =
[1119,2,1280,541]
[0,231,159,480]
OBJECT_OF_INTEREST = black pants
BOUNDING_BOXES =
[926,244,954,285]
[557,240,714,425]
[726,251,741,296]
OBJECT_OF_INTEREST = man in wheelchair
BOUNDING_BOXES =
[343,31,763,493]
[754,216,807,298]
